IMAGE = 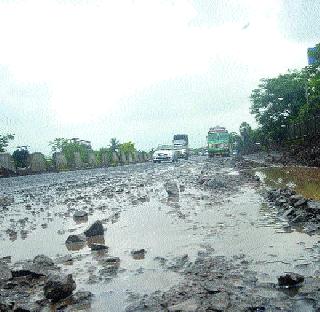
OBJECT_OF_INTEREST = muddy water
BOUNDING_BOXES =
[256,166,320,200]
[1,160,320,311]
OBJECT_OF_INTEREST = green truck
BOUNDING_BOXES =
[207,126,230,157]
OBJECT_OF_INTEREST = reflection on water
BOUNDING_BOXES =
[65,235,105,251]
[66,241,86,251]
[87,235,105,248]
[256,167,320,200]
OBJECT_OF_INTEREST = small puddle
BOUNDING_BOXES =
[255,166,320,200]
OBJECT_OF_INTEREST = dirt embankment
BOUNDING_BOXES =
[255,137,320,167]
[284,137,320,167]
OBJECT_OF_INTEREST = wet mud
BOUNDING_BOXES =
[256,166,320,200]
[1,158,320,311]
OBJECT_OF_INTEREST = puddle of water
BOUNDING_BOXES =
[0,195,198,311]
[193,187,320,283]
[255,166,320,200]
[64,198,205,311]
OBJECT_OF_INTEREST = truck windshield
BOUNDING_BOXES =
[208,132,229,141]
[173,135,188,142]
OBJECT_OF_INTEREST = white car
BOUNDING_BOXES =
[153,146,178,163]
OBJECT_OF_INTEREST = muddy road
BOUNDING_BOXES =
[1,157,320,311]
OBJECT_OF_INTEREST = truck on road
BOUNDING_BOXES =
[173,134,189,160]
[207,126,230,157]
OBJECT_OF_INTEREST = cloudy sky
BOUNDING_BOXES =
[0,0,319,154]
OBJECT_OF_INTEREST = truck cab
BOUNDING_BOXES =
[173,134,189,160]
[207,127,230,157]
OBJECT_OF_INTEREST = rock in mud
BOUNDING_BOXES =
[84,220,104,237]
[0,195,14,207]
[291,213,305,223]
[293,198,307,208]
[164,181,179,196]
[307,200,320,214]
[282,208,294,218]
[0,263,12,281]
[11,268,45,279]
[90,243,108,251]
[71,290,93,304]
[44,274,76,302]
[278,273,304,287]
[289,194,304,204]
[204,177,227,189]
[131,249,146,260]
[73,210,88,219]
[99,257,121,276]
[102,257,120,266]
[202,281,222,294]
[0,256,11,264]
[65,234,86,244]
[275,196,288,206]
[33,254,54,267]
[168,254,189,271]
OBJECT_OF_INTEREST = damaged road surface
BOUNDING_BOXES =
[1,157,320,311]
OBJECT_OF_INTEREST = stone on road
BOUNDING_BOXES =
[84,220,104,237]
[44,274,76,302]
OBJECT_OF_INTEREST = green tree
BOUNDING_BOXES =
[12,146,29,168]
[308,43,320,66]
[119,141,135,155]
[49,138,69,153]
[297,58,320,119]
[239,122,252,153]
[95,147,113,165]
[109,138,120,152]
[229,131,241,150]
[0,134,14,152]
[49,138,91,166]
[250,71,306,142]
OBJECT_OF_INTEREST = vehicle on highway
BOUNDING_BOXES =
[172,134,189,160]
[207,126,230,157]
[153,145,178,163]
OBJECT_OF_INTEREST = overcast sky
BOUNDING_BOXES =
[0,0,319,154]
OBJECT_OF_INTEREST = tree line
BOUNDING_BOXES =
[238,43,320,153]
[0,135,146,169]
